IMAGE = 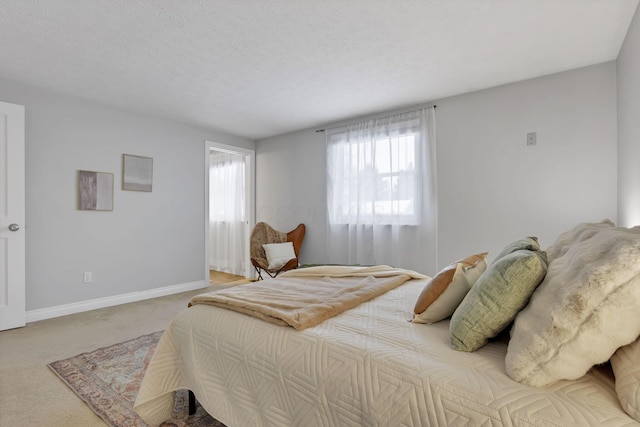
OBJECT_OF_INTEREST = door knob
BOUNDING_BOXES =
[8,224,19,232]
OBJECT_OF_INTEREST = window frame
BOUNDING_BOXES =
[327,126,422,226]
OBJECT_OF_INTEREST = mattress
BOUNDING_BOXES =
[135,279,639,426]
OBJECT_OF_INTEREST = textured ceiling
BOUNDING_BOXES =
[0,1,638,140]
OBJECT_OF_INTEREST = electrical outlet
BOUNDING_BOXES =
[527,132,537,146]
[83,272,93,284]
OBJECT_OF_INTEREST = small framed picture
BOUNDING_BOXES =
[123,154,153,192]
[78,170,114,211]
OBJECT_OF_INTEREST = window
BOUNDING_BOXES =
[325,107,437,272]
[327,112,427,225]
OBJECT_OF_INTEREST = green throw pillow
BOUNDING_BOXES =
[449,249,548,352]
[493,236,541,261]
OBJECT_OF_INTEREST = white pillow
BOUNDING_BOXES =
[262,242,296,270]
[505,222,640,387]
[611,337,640,422]
[412,253,488,324]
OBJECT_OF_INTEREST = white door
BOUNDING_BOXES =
[0,101,26,330]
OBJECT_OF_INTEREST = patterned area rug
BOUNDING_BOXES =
[48,331,225,427]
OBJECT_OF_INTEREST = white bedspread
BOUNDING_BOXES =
[135,279,639,426]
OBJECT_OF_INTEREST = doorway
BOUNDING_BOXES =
[204,141,255,282]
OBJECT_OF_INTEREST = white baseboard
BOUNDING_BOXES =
[26,280,208,323]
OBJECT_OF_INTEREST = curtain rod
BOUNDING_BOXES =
[315,104,436,133]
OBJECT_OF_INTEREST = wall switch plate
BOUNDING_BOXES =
[527,132,537,145]
[83,272,93,283]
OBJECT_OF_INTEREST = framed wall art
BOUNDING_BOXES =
[123,154,153,192]
[78,170,114,211]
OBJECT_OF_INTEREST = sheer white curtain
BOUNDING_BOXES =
[326,107,437,275]
[209,151,246,276]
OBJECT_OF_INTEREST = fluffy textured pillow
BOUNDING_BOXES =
[262,242,296,270]
[505,223,640,387]
[545,219,615,263]
[412,252,488,324]
[611,337,640,422]
[450,248,547,352]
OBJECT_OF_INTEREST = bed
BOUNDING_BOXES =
[135,222,640,426]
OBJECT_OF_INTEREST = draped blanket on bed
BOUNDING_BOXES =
[190,265,427,330]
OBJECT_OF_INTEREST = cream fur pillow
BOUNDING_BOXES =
[545,219,615,263]
[611,337,640,422]
[412,253,488,324]
[506,223,640,387]
[262,242,296,270]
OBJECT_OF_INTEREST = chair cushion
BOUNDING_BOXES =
[263,242,297,270]
[250,222,287,260]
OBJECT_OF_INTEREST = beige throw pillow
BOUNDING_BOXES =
[611,337,640,422]
[262,242,296,270]
[506,223,640,387]
[412,253,488,324]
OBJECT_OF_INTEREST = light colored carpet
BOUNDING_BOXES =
[0,284,237,427]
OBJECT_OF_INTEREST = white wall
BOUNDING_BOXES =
[256,62,618,275]
[0,78,254,312]
[436,62,617,265]
[255,130,327,264]
[617,4,640,227]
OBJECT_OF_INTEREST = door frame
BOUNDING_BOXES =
[204,141,255,281]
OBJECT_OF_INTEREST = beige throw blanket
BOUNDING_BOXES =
[190,265,427,330]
